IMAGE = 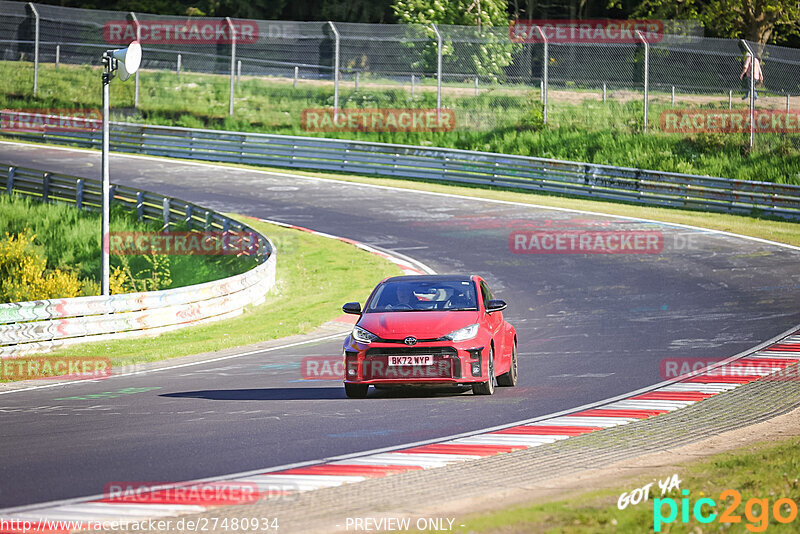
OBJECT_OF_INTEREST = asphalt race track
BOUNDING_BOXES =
[1,142,799,509]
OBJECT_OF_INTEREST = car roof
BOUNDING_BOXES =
[381,274,476,284]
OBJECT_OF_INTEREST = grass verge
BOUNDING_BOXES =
[0,193,255,297]
[2,61,799,183]
[1,217,400,381]
[446,436,800,533]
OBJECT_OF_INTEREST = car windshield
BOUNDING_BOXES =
[366,279,478,312]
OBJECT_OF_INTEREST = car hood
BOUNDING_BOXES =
[358,311,480,340]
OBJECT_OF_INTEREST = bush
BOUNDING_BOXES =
[0,231,82,302]
[519,94,545,131]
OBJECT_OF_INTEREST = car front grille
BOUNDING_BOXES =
[363,347,460,380]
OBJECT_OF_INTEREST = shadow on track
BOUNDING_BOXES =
[161,386,474,401]
[161,388,345,401]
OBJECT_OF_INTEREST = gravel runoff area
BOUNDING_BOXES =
[81,354,800,534]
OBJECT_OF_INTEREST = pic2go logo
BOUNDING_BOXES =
[654,489,800,532]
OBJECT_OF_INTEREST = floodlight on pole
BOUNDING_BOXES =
[101,41,141,296]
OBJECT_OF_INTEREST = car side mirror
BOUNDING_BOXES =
[486,299,507,313]
[342,302,362,315]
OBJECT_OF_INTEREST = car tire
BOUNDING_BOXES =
[344,383,369,398]
[472,347,495,395]
[497,342,518,387]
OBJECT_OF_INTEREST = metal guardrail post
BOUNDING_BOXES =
[431,23,442,121]
[534,26,548,124]
[136,191,144,220]
[226,17,236,116]
[740,39,756,149]
[7,166,14,194]
[162,197,171,231]
[185,204,193,229]
[76,179,84,209]
[129,12,141,108]
[328,21,340,121]
[27,3,39,96]
[42,172,50,202]
[637,30,649,133]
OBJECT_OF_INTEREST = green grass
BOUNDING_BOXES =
[0,193,253,294]
[1,61,798,184]
[444,437,800,533]
[2,217,401,379]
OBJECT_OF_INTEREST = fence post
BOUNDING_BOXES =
[136,191,144,220]
[55,44,59,68]
[42,172,50,203]
[355,71,359,92]
[27,3,39,96]
[603,82,607,102]
[76,179,84,210]
[740,39,755,149]
[293,66,298,88]
[431,23,442,120]
[534,26,548,124]
[237,60,241,85]
[129,13,141,108]
[729,89,732,109]
[328,21,340,120]
[226,17,236,116]
[177,54,181,78]
[671,85,675,105]
[636,30,649,133]
[411,74,415,98]
[7,167,14,194]
[787,94,790,113]
[474,76,479,96]
[162,197,171,232]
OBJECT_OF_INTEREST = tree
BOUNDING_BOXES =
[629,0,800,45]
[392,0,517,80]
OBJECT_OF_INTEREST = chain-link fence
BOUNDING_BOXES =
[1,0,799,159]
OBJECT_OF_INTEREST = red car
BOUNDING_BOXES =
[341,274,517,398]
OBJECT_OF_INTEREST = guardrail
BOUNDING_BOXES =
[2,113,799,220]
[0,163,276,358]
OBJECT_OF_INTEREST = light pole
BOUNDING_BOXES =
[101,41,141,296]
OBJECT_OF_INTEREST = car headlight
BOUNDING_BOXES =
[352,326,378,344]
[445,323,479,342]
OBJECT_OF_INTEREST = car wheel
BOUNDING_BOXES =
[472,347,495,395]
[497,342,518,387]
[344,383,369,398]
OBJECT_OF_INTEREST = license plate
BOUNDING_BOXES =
[389,355,433,366]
